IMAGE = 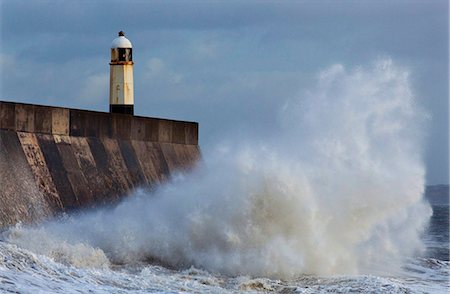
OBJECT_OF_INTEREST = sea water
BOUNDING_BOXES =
[1,60,448,293]
[0,204,448,293]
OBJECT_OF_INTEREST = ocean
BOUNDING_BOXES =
[1,61,448,293]
[0,202,448,293]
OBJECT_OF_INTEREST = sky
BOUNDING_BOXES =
[0,0,448,185]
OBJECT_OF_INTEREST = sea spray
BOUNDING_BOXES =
[4,59,432,278]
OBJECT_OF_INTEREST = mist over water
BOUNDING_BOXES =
[4,59,432,278]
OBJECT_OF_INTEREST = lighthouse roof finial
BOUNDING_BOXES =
[118,31,125,37]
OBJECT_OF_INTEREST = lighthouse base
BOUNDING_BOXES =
[110,104,134,115]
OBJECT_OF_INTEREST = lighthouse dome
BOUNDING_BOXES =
[111,31,132,48]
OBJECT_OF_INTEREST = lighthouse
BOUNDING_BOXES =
[110,31,134,115]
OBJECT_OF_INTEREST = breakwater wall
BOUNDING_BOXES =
[0,101,200,228]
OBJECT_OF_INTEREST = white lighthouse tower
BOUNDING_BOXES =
[110,31,134,115]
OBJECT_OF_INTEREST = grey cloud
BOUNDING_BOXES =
[1,0,448,184]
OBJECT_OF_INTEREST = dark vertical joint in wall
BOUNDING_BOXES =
[131,117,146,141]
[172,121,186,144]
[0,102,16,130]
[111,114,132,140]
[69,110,84,137]
[185,122,199,145]
[149,143,171,181]
[55,138,94,207]
[70,138,103,205]
[87,138,109,171]
[87,137,123,202]
[144,118,159,142]
[160,143,180,172]
[158,120,173,143]
[118,140,146,186]
[34,106,52,133]
[37,135,78,210]
[70,110,112,138]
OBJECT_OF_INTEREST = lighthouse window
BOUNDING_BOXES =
[128,49,132,61]
[118,48,132,62]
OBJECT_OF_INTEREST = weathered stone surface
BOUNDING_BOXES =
[118,139,146,186]
[111,114,132,140]
[131,140,160,186]
[37,134,78,210]
[70,109,110,138]
[0,130,32,227]
[143,118,160,142]
[15,104,35,132]
[0,101,198,144]
[158,120,173,143]
[100,137,134,196]
[185,122,199,145]
[145,142,171,182]
[160,143,180,173]
[0,102,15,130]
[0,130,49,227]
[55,135,94,207]
[17,132,62,212]
[35,106,52,133]
[172,121,186,144]
[131,117,147,141]
[70,136,107,205]
[87,137,125,202]
[0,101,200,228]
[51,108,70,135]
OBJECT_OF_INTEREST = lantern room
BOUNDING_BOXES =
[111,31,133,63]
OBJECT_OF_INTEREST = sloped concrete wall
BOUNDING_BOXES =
[0,101,200,228]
